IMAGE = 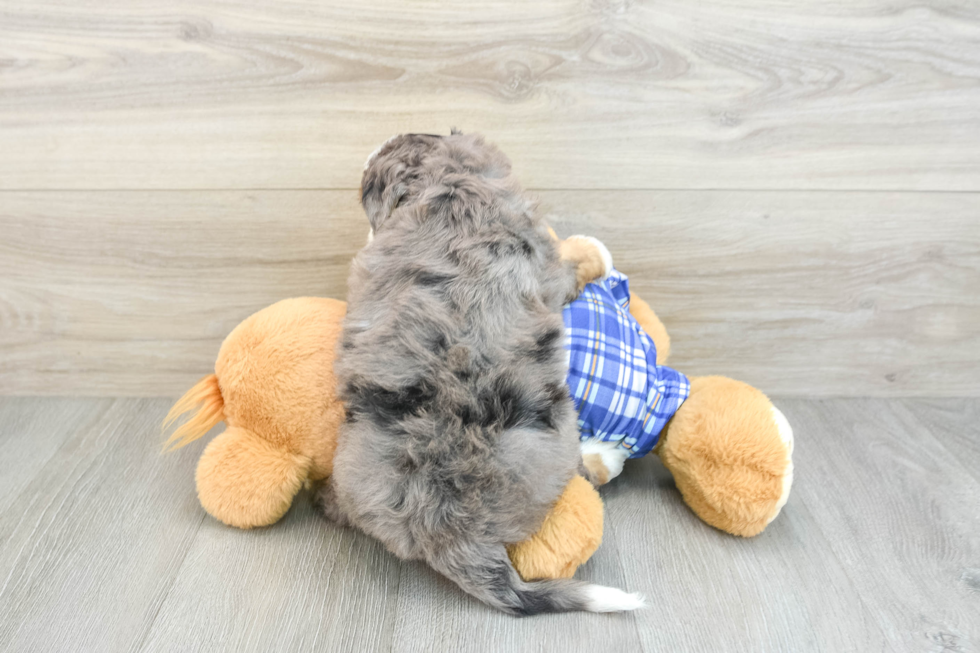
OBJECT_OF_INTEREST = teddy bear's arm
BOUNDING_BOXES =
[558,236,613,296]
[628,293,670,366]
[545,226,614,297]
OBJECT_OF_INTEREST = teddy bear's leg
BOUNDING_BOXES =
[507,475,604,580]
[196,426,313,529]
[655,376,794,537]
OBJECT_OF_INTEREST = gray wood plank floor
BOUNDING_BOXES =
[1,397,977,652]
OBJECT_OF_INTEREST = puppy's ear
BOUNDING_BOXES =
[361,175,406,231]
[361,157,407,232]
[360,133,443,231]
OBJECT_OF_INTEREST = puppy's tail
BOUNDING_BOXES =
[162,374,224,451]
[429,541,644,616]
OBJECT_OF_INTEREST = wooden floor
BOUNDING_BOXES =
[0,396,977,652]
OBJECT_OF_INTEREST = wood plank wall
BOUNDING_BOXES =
[1,0,978,396]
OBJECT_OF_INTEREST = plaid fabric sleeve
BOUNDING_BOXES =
[563,270,690,459]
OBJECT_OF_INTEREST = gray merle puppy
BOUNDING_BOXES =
[318,132,644,615]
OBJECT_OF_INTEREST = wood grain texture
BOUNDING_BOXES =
[2,397,978,651]
[602,434,887,652]
[0,398,106,518]
[544,190,980,397]
[0,398,207,653]
[139,497,402,653]
[0,190,366,396]
[899,398,980,484]
[777,398,980,651]
[1,0,979,190]
[387,504,644,653]
[2,189,977,397]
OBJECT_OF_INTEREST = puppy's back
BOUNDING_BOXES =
[327,133,643,615]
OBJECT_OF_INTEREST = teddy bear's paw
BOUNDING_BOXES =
[574,235,613,279]
[767,405,795,525]
[580,438,628,485]
[567,235,613,277]
[561,235,614,298]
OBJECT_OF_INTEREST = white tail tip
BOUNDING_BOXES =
[584,585,646,612]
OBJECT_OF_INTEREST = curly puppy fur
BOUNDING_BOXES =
[318,132,641,615]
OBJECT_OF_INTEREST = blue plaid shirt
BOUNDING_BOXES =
[563,270,690,459]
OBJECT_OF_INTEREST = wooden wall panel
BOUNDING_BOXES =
[2,189,976,396]
[1,0,979,190]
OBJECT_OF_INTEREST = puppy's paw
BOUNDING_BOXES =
[561,235,614,294]
[579,439,628,486]
[314,480,352,527]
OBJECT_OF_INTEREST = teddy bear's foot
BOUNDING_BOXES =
[767,405,795,525]
[656,376,794,537]
[197,426,312,529]
[507,476,604,580]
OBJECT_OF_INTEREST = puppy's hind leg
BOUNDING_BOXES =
[313,478,353,527]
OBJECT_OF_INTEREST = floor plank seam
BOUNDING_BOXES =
[0,400,115,530]
[130,511,207,653]
[600,499,649,652]
[377,552,402,653]
[791,499,890,645]
[0,403,121,599]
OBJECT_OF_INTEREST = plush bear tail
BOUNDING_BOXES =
[162,374,225,451]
